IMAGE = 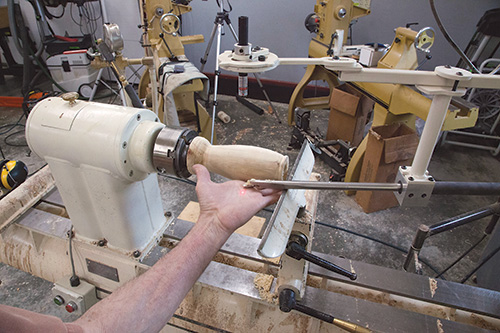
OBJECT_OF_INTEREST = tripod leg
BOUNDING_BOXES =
[253,73,282,124]
[210,23,223,144]
[200,23,219,72]
[89,68,104,101]
[226,21,238,42]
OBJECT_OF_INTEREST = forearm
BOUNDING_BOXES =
[75,215,230,333]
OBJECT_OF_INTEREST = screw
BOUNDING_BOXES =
[401,166,407,170]
[421,194,427,198]
[122,141,127,149]
[258,55,265,61]
[137,114,141,121]
[409,193,414,198]
[129,170,134,177]
[98,239,106,247]
[394,37,401,43]
[165,211,172,217]
[428,177,435,182]
[133,250,141,258]
[456,72,463,76]
[445,65,451,69]
[408,177,414,181]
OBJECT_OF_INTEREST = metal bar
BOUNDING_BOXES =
[247,179,402,191]
[429,203,500,236]
[445,140,498,152]
[412,94,453,178]
[447,130,500,140]
[274,58,500,89]
[339,66,500,89]
[433,182,500,196]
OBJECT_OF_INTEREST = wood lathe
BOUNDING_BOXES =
[1,94,499,331]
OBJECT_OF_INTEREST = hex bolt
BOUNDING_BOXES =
[165,211,172,217]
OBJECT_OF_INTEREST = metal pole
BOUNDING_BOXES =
[211,22,222,144]
[411,94,452,178]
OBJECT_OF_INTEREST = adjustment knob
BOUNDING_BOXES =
[61,92,79,105]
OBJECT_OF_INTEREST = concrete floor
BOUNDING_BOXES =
[1,77,500,323]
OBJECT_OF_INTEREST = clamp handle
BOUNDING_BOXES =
[286,238,357,280]
[279,289,370,332]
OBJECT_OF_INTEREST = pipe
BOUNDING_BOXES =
[429,203,500,236]
[432,182,500,196]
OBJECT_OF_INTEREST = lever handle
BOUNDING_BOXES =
[279,289,370,332]
[287,241,357,280]
[186,136,289,181]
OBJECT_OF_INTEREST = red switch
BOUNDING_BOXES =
[65,301,78,313]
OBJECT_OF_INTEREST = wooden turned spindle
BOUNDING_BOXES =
[187,137,288,181]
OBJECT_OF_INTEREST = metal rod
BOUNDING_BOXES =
[433,182,500,196]
[247,179,402,191]
[412,94,453,178]
[429,203,500,236]
[403,224,430,272]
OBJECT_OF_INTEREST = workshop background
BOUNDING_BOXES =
[0,0,500,331]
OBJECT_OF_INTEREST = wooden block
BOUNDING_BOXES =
[178,201,265,238]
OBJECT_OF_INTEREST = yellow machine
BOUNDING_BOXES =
[289,0,478,187]
[91,0,214,141]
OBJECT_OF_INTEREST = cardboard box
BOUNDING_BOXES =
[355,123,419,213]
[327,84,374,147]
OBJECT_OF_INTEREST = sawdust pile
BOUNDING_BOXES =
[254,273,278,305]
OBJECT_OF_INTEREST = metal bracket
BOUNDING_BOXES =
[257,141,315,258]
[395,166,435,207]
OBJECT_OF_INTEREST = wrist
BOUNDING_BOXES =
[195,213,233,247]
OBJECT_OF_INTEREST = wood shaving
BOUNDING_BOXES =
[429,278,438,298]
[436,319,444,333]
[254,273,278,305]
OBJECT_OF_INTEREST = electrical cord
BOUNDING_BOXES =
[435,234,487,279]
[429,0,480,74]
[313,220,442,276]
[460,243,500,283]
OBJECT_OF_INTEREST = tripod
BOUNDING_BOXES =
[200,4,281,143]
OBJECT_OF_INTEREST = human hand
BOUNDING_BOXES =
[193,164,281,235]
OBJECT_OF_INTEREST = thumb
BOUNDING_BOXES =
[192,164,211,185]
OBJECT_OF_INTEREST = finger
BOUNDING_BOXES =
[260,188,283,197]
[192,164,212,185]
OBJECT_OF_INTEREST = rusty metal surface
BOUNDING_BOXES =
[308,254,500,320]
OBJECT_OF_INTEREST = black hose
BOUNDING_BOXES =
[435,234,486,279]
[460,243,500,283]
[429,0,480,74]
